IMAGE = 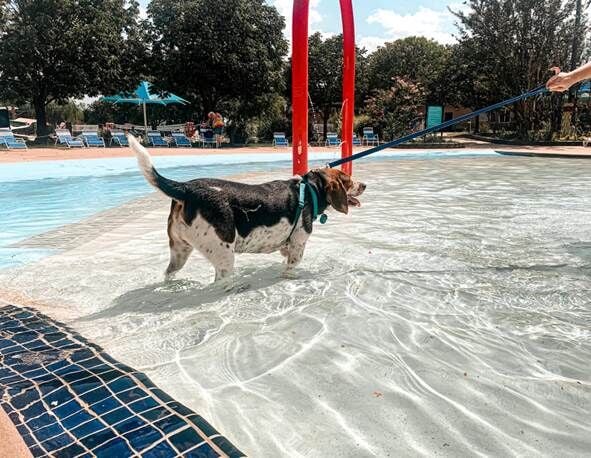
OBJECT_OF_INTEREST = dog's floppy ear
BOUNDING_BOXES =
[326,176,348,214]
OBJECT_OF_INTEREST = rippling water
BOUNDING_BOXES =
[2,156,591,456]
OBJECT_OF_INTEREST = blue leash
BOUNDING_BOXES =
[328,85,549,168]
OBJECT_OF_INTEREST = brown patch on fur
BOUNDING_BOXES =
[318,168,352,214]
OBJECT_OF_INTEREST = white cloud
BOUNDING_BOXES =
[270,0,324,39]
[364,5,460,47]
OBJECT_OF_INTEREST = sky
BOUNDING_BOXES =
[138,1,469,52]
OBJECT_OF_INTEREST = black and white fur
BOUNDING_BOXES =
[128,135,365,282]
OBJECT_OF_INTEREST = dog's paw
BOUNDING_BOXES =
[281,269,298,280]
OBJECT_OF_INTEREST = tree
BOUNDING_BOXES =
[452,0,586,138]
[148,0,288,141]
[364,77,425,141]
[0,0,147,138]
[366,37,450,105]
[304,32,367,140]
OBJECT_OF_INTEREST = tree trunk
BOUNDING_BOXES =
[323,109,330,140]
[34,97,50,140]
[474,115,480,133]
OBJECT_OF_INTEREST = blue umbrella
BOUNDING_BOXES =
[101,81,189,136]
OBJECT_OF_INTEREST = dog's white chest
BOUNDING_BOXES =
[234,218,294,254]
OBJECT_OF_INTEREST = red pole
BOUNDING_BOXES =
[292,0,310,176]
[339,0,355,176]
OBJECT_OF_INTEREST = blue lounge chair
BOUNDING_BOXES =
[147,131,169,147]
[325,132,341,147]
[0,131,27,149]
[363,127,379,146]
[55,129,85,148]
[200,128,217,148]
[172,132,192,148]
[273,132,289,148]
[82,131,106,147]
[353,133,362,146]
[110,131,129,147]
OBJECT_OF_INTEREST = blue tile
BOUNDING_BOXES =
[113,416,146,435]
[169,428,204,453]
[12,390,40,409]
[61,410,95,430]
[70,349,96,363]
[117,387,147,404]
[32,421,65,444]
[102,406,134,425]
[166,401,193,417]
[141,440,177,457]
[141,407,170,422]
[53,442,87,457]
[108,376,136,393]
[80,386,111,405]
[92,397,122,416]
[128,397,159,414]
[40,432,73,451]
[70,418,105,439]
[53,399,83,419]
[184,444,219,458]
[212,436,243,458]
[79,428,117,450]
[46,386,73,407]
[22,401,47,419]
[0,374,24,385]
[28,412,57,433]
[188,415,218,437]
[94,437,134,457]
[29,445,47,457]
[69,375,101,393]
[46,359,70,372]
[154,415,187,435]
[125,426,162,453]
[150,388,174,404]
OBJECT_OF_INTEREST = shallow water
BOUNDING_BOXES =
[2,157,591,456]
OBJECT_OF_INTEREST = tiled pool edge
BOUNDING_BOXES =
[0,305,245,457]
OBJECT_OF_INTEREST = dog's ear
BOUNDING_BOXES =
[326,177,348,214]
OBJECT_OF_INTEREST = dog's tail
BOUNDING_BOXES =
[128,134,189,201]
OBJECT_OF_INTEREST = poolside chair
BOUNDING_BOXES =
[0,131,27,149]
[272,132,289,148]
[55,129,85,148]
[325,132,342,147]
[81,131,106,148]
[110,131,129,147]
[352,133,362,146]
[171,132,192,148]
[200,128,217,148]
[147,131,169,147]
[362,127,379,146]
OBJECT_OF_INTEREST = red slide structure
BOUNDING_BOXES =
[291,0,356,176]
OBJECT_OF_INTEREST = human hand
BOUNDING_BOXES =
[546,67,576,92]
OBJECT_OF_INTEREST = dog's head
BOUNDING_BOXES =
[309,168,366,215]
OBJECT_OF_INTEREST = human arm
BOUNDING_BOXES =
[546,63,591,92]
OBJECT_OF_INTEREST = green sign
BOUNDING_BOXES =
[426,106,443,129]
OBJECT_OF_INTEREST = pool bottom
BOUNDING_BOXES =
[0,304,243,458]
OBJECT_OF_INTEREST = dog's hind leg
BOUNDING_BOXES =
[165,238,193,280]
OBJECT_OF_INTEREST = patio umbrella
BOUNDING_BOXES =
[101,81,189,136]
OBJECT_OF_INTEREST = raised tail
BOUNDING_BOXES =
[127,134,189,201]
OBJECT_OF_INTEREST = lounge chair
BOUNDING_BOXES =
[55,129,85,148]
[273,132,289,148]
[362,127,379,146]
[110,131,129,147]
[352,133,362,146]
[81,131,106,147]
[0,131,27,149]
[200,128,217,148]
[171,132,192,148]
[325,133,342,147]
[147,131,169,147]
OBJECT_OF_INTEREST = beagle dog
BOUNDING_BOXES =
[128,135,366,282]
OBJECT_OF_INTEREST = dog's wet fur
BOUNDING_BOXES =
[128,135,366,282]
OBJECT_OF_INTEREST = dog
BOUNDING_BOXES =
[128,135,366,282]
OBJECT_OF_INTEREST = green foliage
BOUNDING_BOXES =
[305,32,367,138]
[0,0,147,136]
[148,0,288,141]
[450,0,585,138]
[364,77,425,141]
[366,37,450,104]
